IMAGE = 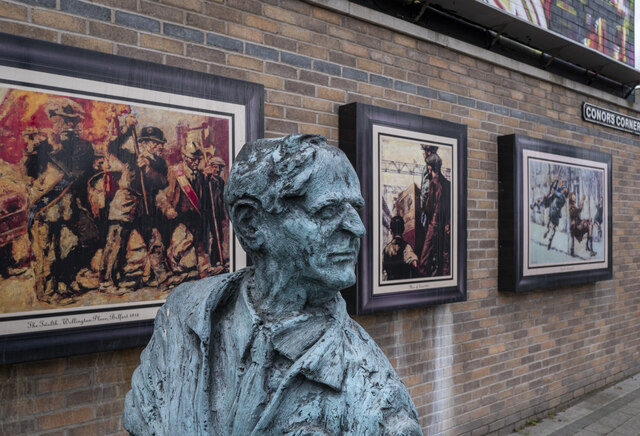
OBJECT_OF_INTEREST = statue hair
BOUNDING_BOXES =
[224,134,332,218]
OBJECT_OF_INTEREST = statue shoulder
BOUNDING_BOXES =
[163,268,249,319]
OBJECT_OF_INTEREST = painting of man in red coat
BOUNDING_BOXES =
[418,153,451,277]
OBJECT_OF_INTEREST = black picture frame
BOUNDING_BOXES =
[0,33,263,364]
[339,102,467,315]
[498,134,612,292]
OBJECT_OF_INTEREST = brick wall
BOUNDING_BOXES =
[1,0,640,435]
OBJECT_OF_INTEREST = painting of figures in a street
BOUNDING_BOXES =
[374,126,459,295]
[0,84,233,319]
[524,150,607,275]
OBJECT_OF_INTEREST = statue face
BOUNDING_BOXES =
[263,151,365,299]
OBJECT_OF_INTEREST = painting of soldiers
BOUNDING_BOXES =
[0,85,233,315]
[527,156,605,266]
[377,129,458,293]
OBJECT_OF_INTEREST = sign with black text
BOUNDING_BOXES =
[582,102,640,135]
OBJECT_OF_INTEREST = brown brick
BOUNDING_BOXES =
[312,6,341,25]
[89,22,137,45]
[279,23,312,42]
[299,123,331,138]
[37,372,90,394]
[356,58,382,74]
[317,86,345,102]
[245,14,278,33]
[328,25,355,42]
[186,13,225,33]
[67,416,122,436]
[302,97,333,112]
[279,0,311,15]
[116,45,164,63]
[92,0,136,9]
[341,41,368,58]
[228,23,263,43]
[265,103,284,118]
[245,72,284,90]
[141,1,184,23]
[40,407,94,430]
[265,61,297,79]
[300,70,329,86]
[165,55,208,72]
[369,49,394,66]
[265,34,297,51]
[0,1,27,20]
[357,83,384,98]
[162,0,202,13]
[296,15,327,34]
[371,98,397,110]
[297,42,328,60]
[286,107,316,123]
[355,32,382,50]
[228,54,263,71]
[317,112,337,127]
[329,51,356,67]
[263,5,297,24]
[266,118,298,134]
[140,34,184,54]
[0,21,57,42]
[285,79,315,96]
[208,64,248,81]
[382,41,407,58]
[228,0,262,14]
[186,44,225,63]
[382,65,407,81]
[384,88,408,103]
[392,31,416,48]
[268,91,302,106]
[60,34,113,54]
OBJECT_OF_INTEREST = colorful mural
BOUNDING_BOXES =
[0,86,232,314]
[486,0,634,65]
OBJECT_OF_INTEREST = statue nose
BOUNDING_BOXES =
[341,205,365,237]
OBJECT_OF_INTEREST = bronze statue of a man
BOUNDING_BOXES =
[123,134,422,435]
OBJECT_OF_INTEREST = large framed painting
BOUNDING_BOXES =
[339,102,467,314]
[0,33,263,364]
[498,134,612,292]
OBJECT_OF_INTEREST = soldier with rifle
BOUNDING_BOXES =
[25,99,99,302]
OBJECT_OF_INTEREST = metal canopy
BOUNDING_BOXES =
[428,0,640,86]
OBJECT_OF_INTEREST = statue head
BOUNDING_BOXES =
[224,134,365,302]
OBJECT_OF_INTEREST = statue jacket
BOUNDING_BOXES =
[123,268,422,436]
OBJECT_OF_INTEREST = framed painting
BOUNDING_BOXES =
[339,102,467,315]
[0,33,263,364]
[498,134,612,292]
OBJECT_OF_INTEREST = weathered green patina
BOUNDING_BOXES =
[123,134,423,435]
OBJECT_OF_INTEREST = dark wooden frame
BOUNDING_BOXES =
[0,33,263,364]
[498,134,612,292]
[339,102,467,315]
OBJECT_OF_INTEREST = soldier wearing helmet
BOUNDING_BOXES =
[24,98,98,302]
[98,119,169,291]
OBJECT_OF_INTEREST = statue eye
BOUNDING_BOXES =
[315,204,339,219]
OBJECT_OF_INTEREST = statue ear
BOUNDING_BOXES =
[230,199,264,253]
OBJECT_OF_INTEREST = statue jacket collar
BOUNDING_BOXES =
[185,267,347,391]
